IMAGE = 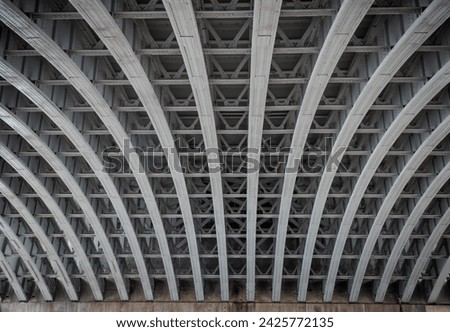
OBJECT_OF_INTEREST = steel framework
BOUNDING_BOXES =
[0,0,449,304]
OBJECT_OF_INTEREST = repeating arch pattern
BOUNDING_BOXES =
[324,59,450,301]
[298,0,450,301]
[68,0,203,300]
[0,179,78,300]
[0,141,104,300]
[0,0,450,303]
[350,114,450,301]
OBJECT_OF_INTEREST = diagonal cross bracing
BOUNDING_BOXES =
[0,139,104,300]
[246,0,282,302]
[69,0,204,300]
[162,0,229,301]
[0,179,78,300]
[297,0,450,302]
[272,0,374,302]
[324,59,450,301]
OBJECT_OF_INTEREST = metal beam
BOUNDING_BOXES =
[68,0,203,300]
[350,115,450,302]
[28,7,422,20]
[0,216,53,301]
[298,0,450,302]
[0,76,430,87]
[323,59,450,301]
[401,206,450,302]
[0,179,78,300]
[0,139,104,300]
[5,45,450,57]
[272,0,374,302]
[246,0,282,302]
[0,55,178,301]
[162,0,229,301]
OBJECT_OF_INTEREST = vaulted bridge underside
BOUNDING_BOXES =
[0,0,450,305]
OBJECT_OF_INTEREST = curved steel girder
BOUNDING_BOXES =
[297,0,450,302]
[0,244,27,301]
[323,60,450,302]
[0,181,78,300]
[0,216,53,301]
[0,58,177,301]
[0,0,168,301]
[350,115,450,302]
[242,0,282,302]
[0,146,95,300]
[428,255,450,303]
[68,0,203,300]
[401,207,450,302]
[162,0,229,301]
[272,0,375,302]
[375,162,450,302]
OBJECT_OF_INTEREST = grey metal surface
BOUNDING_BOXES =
[0,0,449,303]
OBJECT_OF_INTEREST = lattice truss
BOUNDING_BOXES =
[0,0,449,304]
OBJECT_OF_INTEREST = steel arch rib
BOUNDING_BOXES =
[0,58,177,301]
[375,162,450,302]
[428,256,450,303]
[0,141,103,300]
[350,115,450,302]
[0,243,27,301]
[323,60,450,302]
[69,0,204,300]
[162,0,230,301]
[239,0,282,302]
[297,0,450,302]
[0,0,170,301]
[401,206,450,302]
[0,216,53,301]
[272,0,374,302]
[0,180,78,300]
